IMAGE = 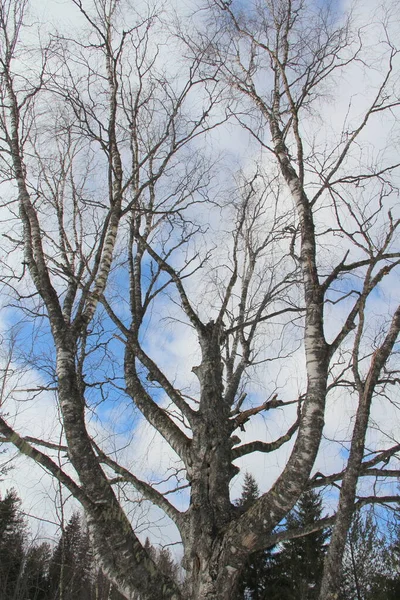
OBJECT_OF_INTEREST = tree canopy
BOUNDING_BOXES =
[0,1,399,599]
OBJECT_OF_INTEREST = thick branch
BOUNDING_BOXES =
[0,416,88,505]
[266,516,335,550]
[232,410,300,459]
[95,445,184,529]
[320,304,400,600]
[132,343,196,424]
[125,343,191,464]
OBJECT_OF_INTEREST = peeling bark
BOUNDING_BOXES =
[0,2,399,600]
[320,305,400,600]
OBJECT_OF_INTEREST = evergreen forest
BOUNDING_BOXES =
[1,482,400,600]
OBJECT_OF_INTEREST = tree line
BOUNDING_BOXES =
[2,482,400,600]
[234,474,400,600]
[0,489,178,600]
[1,489,119,600]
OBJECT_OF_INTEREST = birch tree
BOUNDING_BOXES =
[0,1,399,600]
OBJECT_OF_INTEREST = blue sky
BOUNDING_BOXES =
[1,0,399,552]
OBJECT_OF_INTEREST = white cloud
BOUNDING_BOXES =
[0,0,399,555]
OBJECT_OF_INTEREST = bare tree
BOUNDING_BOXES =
[0,1,399,600]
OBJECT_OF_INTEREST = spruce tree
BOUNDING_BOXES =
[48,512,93,600]
[236,484,328,600]
[235,474,281,600]
[0,489,26,598]
[236,473,260,512]
[339,508,394,600]
[0,494,126,600]
[271,489,329,600]
[48,511,129,600]
[143,538,179,600]
[23,542,51,600]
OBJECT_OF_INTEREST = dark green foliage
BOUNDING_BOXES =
[235,482,329,600]
[23,543,51,600]
[235,474,280,600]
[48,512,94,600]
[0,489,51,599]
[144,537,179,599]
[236,473,260,512]
[48,511,127,600]
[274,490,329,600]
[387,509,400,598]
[237,545,282,600]
[383,577,400,600]
[157,547,179,582]
[0,489,26,598]
[0,491,126,600]
[339,508,399,600]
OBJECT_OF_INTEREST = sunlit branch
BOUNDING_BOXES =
[0,417,89,506]
[94,444,184,528]
[232,412,300,460]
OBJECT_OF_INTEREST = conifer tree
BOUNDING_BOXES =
[272,490,329,600]
[143,538,179,600]
[236,485,329,599]
[236,473,260,513]
[235,474,280,600]
[339,508,394,600]
[0,493,126,600]
[22,542,51,600]
[0,489,26,598]
[48,512,93,600]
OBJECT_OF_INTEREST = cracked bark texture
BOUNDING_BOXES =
[0,2,399,600]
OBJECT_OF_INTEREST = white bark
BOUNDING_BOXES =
[0,2,399,599]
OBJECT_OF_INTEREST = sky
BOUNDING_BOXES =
[0,0,399,554]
